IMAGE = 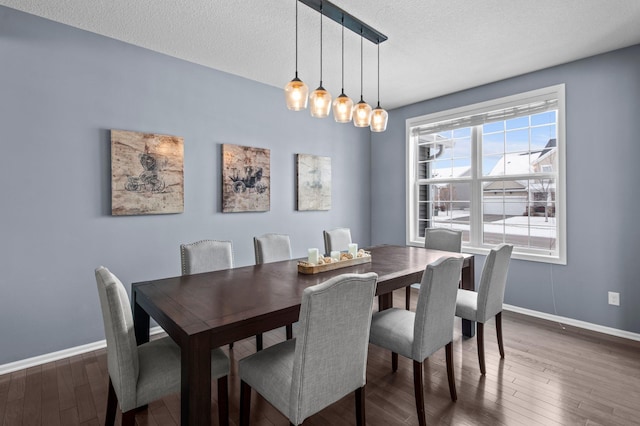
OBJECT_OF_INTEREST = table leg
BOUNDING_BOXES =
[462,318,475,338]
[461,257,476,338]
[181,333,211,426]
[378,294,393,311]
[132,288,150,345]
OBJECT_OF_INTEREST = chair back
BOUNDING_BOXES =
[95,266,139,409]
[424,228,462,253]
[412,256,464,361]
[476,244,513,322]
[180,240,233,275]
[253,233,292,264]
[289,272,378,425]
[322,227,352,254]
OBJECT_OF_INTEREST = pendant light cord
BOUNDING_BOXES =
[360,29,364,102]
[377,40,380,107]
[319,4,323,86]
[341,16,345,93]
[295,0,298,77]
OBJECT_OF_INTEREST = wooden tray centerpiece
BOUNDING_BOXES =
[298,250,371,274]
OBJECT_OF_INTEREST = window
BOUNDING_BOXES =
[406,85,566,264]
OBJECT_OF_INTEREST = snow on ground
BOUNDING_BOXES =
[433,210,556,237]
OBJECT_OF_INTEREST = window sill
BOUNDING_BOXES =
[407,240,566,265]
[463,245,566,265]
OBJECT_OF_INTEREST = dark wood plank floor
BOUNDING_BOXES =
[2,289,640,425]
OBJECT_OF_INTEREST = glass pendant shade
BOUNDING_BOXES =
[309,6,331,119]
[353,99,372,127]
[285,76,309,111]
[310,86,332,118]
[332,17,353,123]
[370,40,388,131]
[353,30,372,128]
[333,93,354,123]
[370,105,388,132]
[284,0,307,111]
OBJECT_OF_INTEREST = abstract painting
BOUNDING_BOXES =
[297,154,331,211]
[222,144,270,212]
[111,129,184,215]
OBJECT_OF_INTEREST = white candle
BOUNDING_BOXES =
[348,243,358,258]
[308,248,319,264]
[331,251,340,262]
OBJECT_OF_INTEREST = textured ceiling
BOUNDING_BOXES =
[3,0,640,109]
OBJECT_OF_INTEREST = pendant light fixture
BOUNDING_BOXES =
[370,41,388,132]
[284,0,308,111]
[353,30,372,127]
[284,0,387,126]
[309,3,332,118]
[332,16,354,123]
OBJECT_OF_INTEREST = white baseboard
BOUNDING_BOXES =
[503,304,640,342]
[0,326,164,376]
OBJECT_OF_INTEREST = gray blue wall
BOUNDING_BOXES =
[0,7,372,364]
[372,44,640,334]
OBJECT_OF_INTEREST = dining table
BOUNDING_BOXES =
[132,244,475,426]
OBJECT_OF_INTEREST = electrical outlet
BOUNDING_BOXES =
[608,291,620,306]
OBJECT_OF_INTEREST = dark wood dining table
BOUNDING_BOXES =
[132,244,475,426]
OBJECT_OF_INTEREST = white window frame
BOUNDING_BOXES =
[406,85,567,264]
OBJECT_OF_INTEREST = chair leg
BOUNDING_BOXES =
[496,312,505,358]
[240,380,252,426]
[256,334,263,351]
[412,360,426,426]
[218,376,229,426]
[392,352,398,372]
[445,342,457,401]
[286,324,293,340]
[105,378,117,426]
[477,322,486,375]
[121,410,135,426]
[405,287,411,310]
[355,386,366,426]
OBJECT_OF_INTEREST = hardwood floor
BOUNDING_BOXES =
[2,289,639,425]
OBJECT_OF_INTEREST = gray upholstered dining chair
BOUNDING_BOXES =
[180,239,241,350]
[322,227,352,254]
[369,256,464,426]
[180,239,233,275]
[95,266,230,426]
[238,272,378,426]
[253,233,294,350]
[406,228,463,310]
[253,233,292,264]
[455,243,513,375]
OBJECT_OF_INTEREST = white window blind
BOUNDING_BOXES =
[414,99,558,135]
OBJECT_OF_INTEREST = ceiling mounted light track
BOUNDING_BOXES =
[298,0,387,44]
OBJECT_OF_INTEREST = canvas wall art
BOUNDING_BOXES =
[222,144,270,212]
[297,154,331,211]
[111,129,184,215]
